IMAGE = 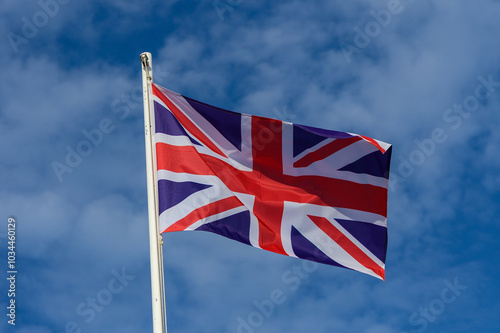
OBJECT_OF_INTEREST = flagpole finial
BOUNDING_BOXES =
[140,53,149,66]
[140,52,153,82]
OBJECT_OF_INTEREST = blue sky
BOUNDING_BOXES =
[1,0,499,332]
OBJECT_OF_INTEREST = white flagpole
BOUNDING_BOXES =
[141,52,168,333]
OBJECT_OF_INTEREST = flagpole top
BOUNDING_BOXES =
[140,52,153,82]
[140,52,150,64]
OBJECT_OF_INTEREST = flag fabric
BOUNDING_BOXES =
[151,83,392,280]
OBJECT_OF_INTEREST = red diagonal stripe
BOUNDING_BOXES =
[164,196,243,233]
[308,215,385,280]
[152,84,225,157]
[359,135,386,153]
[294,136,363,168]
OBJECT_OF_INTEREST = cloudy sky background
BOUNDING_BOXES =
[1,0,499,332]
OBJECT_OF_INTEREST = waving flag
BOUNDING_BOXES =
[151,83,392,280]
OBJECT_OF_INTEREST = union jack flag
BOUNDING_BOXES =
[151,83,392,280]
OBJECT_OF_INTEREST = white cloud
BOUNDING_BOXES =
[1,1,500,332]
